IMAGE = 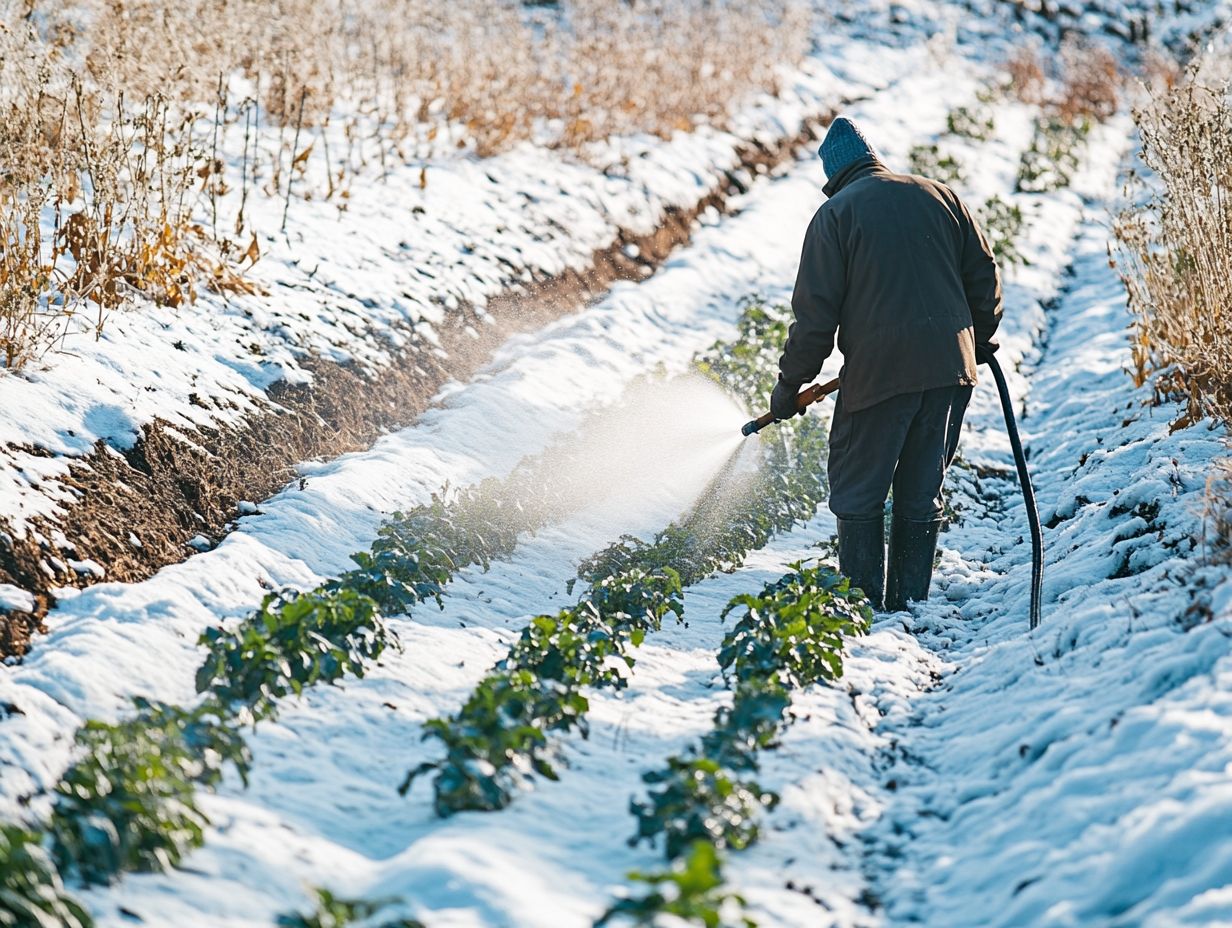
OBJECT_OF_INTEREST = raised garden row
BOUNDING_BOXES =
[600,562,872,927]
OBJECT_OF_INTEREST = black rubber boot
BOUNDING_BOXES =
[836,517,885,610]
[885,515,942,611]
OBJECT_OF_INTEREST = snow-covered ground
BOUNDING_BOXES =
[0,19,970,814]
[0,2,932,540]
[3,2,1232,926]
[723,99,1232,928]
[0,7,957,907]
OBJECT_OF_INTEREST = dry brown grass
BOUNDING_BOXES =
[0,13,205,367]
[0,0,810,369]
[1114,59,1232,555]
[1004,40,1123,120]
[55,0,808,155]
[1204,459,1232,559]
[1007,46,1046,104]
[1056,41,1120,122]
[1114,75,1232,427]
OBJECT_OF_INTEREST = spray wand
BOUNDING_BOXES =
[740,377,841,436]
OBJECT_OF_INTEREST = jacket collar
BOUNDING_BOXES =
[823,156,885,198]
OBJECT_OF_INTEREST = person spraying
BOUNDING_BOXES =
[770,116,1002,612]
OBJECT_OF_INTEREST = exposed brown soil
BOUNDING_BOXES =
[0,114,833,660]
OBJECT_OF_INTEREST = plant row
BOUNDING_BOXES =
[911,44,1120,205]
[1016,115,1092,193]
[0,422,624,921]
[903,58,1121,265]
[907,93,1031,270]
[403,297,833,816]
[599,561,873,927]
[0,297,815,919]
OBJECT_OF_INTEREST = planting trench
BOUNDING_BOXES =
[7,8,1223,925]
[44,54,997,927]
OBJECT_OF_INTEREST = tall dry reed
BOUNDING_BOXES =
[1115,75,1232,425]
[0,12,205,367]
[0,0,810,369]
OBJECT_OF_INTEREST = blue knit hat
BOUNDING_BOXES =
[818,116,881,180]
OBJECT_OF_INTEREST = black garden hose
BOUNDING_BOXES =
[985,353,1044,629]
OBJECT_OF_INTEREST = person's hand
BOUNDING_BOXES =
[975,340,999,366]
[771,377,803,421]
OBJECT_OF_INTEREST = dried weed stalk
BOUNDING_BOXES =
[1007,46,1046,104]
[1005,39,1123,122]
[0,9,212,367]
[1057,41,1120,122]
[1114,76,1232,426]
[1205,459,1232,558]
[71,0,808,153]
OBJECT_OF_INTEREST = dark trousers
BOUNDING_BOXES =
[828,384,972,522]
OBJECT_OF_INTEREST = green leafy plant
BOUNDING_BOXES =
[598,841,753,928]
[611,563,872,925]
[574,566,686,639]
[947,104,996,141]
[694,297,789,406]
[347,479,543,614]
[976,195,1029,268]
[0,825,92,928]
[277,888,424,928]
[402,670,591,814]
[698,680,791,774]
[631,757,776,860]
[1016,116,1090,193]
[909,143,966,186]
[196,586,391,720]
[504,605,632,688]
[719,563,870,689]
[347,506,465,613]
[48,697,250,885]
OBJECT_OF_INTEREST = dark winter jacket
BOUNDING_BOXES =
[778,156,1002,413]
